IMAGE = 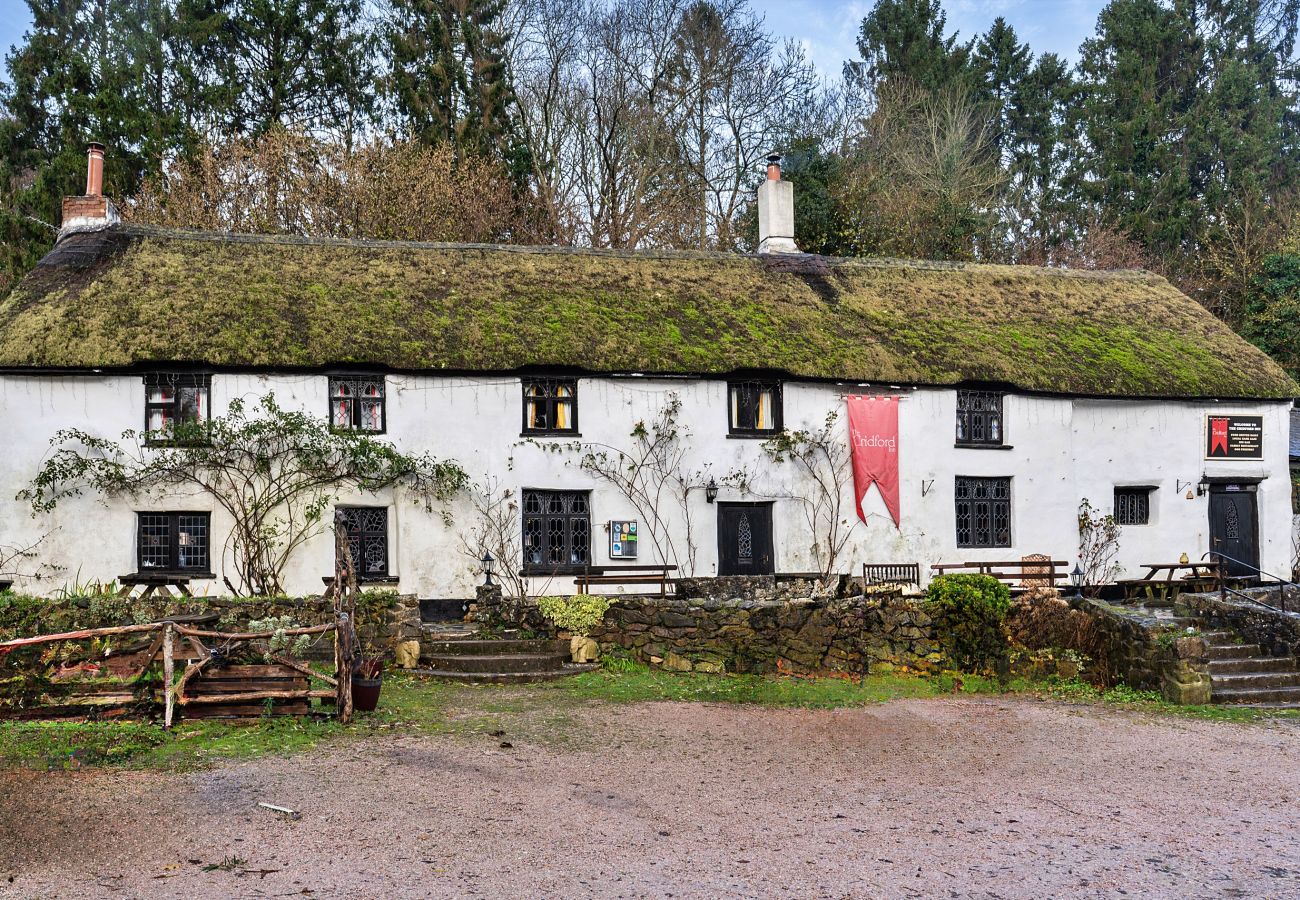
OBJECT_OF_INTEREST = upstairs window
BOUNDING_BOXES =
[1114,487,1154,526]
[956,390,1005,446]
[336,506,390,581]
[137,512,211,574]
[728,380,782,436]
[955,476,1012,548]
[330,377,385,432]
[522,378,577,434]
[522,490,591,574]
[145,373,210,441]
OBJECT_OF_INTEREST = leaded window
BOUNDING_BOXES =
[954,476,1012,548]
[336,507,390,581]
[330,377,385,432]
[1114,487,1153,526]
[137,512,211,573]
[728,380,782,435]
[522,378,577,434]
[955,390,1005,446]
[522,489,590,574]
[145,373,210,441]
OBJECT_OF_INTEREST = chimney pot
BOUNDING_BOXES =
[766,153,782,181]
[85,142,105,197]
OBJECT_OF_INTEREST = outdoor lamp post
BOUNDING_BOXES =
[1070,563,1084,600]
[482,551,495,586]
[705,477,719,504]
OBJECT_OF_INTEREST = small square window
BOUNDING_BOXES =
[137,512,211,574]
[144,374,210,442]
[522,378,578,434]
[728,381,782,435]
[330,376,386,432]
[956,390,1005,446]
[1114,487,1153,525]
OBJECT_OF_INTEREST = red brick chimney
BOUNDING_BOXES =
[60,142,119,238]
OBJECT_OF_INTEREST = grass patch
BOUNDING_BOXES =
[1034,677,1300,723]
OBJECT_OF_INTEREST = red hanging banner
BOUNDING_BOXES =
[846,395,900,527]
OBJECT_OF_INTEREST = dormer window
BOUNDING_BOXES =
[955,390,1005,447]
[522,378,577,434]
[145,373,210,442]
[330,376,385,432]
[728,380,782,436]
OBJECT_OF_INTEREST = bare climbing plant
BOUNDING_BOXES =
[562,394,748,576]
[1077,498,1122,597]
[457,476,531,603]
[761,409,858,589]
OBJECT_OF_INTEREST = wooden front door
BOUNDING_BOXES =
[1209,485,1259,577]
[717,502,774,576]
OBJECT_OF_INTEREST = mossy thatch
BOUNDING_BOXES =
[0,224,1294,399]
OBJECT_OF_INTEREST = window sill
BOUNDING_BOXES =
[522,567,589,577]
[359,576,399,585]
[954,443,1014,450]
[520,432,582,438]
[330,427,387,436]
[727,432,780,440]
[129,571,215,580]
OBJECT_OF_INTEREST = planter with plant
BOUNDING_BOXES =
[352,655,384,712]
[537,594,612,663]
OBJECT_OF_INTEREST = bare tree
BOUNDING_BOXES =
[457,476,530,603]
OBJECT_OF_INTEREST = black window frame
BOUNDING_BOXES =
[727,380,783,437]
[521,377,579,435]
[521,489,592,575]
[955,389,1006,447]
[328,375,387,434]
[335,506,391,582]
[144,373,211,445]
[1114,486,1154,526]
[136,511,212,575]
[954,476,1012,548]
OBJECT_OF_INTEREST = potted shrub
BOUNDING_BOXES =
[537,594,612,663]
[352,655,383,712]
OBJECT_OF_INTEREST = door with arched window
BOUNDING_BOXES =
[717,502,774,576]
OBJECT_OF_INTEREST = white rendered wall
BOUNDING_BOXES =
[0,373,1291,597]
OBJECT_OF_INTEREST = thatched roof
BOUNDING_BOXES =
[0,223,1293,399]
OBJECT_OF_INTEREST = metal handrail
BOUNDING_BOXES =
[1203,550,1295,613]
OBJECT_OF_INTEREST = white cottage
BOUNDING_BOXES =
[0,148,1295,598]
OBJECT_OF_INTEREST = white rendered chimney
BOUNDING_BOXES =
[59,142,120,240]
[757,153,799,254]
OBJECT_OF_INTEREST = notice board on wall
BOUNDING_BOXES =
[609,520,638,559]
[1205,415,1264,460]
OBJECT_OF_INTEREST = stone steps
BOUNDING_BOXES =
[1212,684,1300,704]
[424,652,571,674]
[1205,642,1262,660]
[424,639,568,656]
[1208,656,1297,674]
[1209,670,1300,690]
[415,665,596,685]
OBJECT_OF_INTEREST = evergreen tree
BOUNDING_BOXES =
[846,0,972,93]
[971,17,1031,161]
[386,0,529,178]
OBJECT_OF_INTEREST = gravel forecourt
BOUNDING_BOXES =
[2,695,1298,899]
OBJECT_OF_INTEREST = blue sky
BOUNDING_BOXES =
[0,0,1108,81]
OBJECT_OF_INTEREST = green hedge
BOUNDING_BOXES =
[926,574,1012,674]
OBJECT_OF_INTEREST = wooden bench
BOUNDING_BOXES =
[862,563,921,587]
[931,559,1068,592]
[575,565,677,596]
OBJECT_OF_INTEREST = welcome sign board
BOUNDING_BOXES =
[1205,415,1263,460]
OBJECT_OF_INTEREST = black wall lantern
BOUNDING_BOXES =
[705,477,719,504]
[481,550,495,586]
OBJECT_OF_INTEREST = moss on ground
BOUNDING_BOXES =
[0,225,1292,399]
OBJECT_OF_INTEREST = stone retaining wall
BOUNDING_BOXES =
[1178,588,1300,658]
[1074,598,1210,703]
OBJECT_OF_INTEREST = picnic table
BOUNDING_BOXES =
[1115,562,1222,602]
[115,573,197,600]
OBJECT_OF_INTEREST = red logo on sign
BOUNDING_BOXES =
[1209,417,1229,457]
